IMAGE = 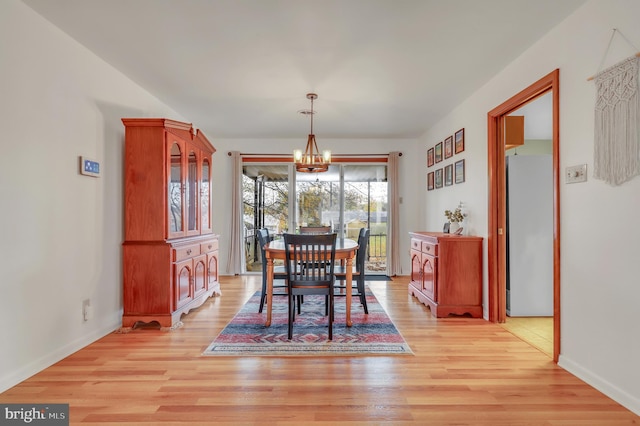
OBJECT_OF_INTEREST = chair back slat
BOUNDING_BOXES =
[299,226,331,234]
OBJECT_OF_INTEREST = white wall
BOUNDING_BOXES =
[506,139,553,156]
[421,0,640,414]
[0,0,184,392]
[208,137,424,276]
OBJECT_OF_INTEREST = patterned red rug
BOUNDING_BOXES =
[203,289,413,356]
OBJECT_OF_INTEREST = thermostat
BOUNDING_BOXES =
[79,156,100,177]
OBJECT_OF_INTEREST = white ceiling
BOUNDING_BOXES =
[22,0,584,139]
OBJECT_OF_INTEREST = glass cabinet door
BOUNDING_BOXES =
[201,158,211,233]
[186,150,199,235]
[168,141,184,238]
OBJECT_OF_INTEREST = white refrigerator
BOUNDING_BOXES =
[506,155,553,316]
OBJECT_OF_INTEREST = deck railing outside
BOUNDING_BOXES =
[246,230,387,273]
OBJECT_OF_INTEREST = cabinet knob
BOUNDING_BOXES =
[186,249,192,255]
[208,244,212,249]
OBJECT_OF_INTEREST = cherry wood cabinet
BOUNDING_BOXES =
[408,232,483,318]
[122,118,220,330]
[505,115,525,150]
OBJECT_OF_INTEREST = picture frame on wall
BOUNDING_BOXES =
[444,135,453,159]
[455,159,465,184]
[445,164,453,186]
[435,142,443,163]
[454,128,465,154]
[427,171,434,190]
[427,147,434,167]
[435,168,443,188]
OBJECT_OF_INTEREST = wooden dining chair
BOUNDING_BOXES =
[283,233,337,340]
[299,225,331,234]
[334,228,370,314]
[256,228,288,313]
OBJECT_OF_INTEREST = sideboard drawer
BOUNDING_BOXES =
[201,240,218,253]
[173,244,201,262]
[422,241,437,256]
[411,238,422,251]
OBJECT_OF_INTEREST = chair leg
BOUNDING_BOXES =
[292,294,297,322]
[258,278,267,313]
[288,292,294,340]
[358,278,368,314]
[328,293,333,340]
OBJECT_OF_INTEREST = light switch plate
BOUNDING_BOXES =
[79,156,100,177]
[565,164,587,184]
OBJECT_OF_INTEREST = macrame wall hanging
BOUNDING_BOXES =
[589,29,640,186]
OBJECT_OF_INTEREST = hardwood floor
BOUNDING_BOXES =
[1,275,637,425]
[500,316,554,358]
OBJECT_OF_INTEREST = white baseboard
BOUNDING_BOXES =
[0,315,121,394]
[558,354,640,416]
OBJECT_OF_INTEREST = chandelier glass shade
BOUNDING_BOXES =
[294,93,331,173]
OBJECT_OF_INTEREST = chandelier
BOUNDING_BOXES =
[293,93,331,173]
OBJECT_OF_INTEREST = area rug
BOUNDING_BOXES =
[203,289,413,356]
[363,274,392,281]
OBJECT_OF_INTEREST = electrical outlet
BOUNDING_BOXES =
[565,164,587,184]
[82,299,93,321]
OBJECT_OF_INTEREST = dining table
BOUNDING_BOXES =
[263,237,359,327]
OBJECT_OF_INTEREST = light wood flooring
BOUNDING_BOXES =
[1,275,637,425]
[500,316,554,358]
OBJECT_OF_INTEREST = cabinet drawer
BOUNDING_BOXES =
[201,240,218,253]
[411,238,422,251]
[422,241,437,256]
[173,244,201,262]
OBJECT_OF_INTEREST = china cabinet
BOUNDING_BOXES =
[409,232,482,318]
[122,118,219,330]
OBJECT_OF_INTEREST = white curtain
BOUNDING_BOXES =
[226,151,244,274]
[594,55,640,186]
[387,152,401,276]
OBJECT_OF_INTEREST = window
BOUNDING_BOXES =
[242,162,387,273]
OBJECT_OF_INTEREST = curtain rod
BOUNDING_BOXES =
[227,152,402,157]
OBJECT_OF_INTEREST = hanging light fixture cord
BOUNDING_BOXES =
[309,94,314,135]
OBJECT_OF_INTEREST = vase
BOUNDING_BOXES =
[449,221,460,234]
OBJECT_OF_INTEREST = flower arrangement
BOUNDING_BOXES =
[444,206,466,223]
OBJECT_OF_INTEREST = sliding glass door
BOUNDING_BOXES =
[342,164,388,273]
[295,164,341,232]
[243,163,387,273]
[242,164,289,271]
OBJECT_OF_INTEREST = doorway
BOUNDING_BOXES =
[487,69,561,362]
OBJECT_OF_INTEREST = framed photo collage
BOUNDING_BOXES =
[427,128,465,191]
